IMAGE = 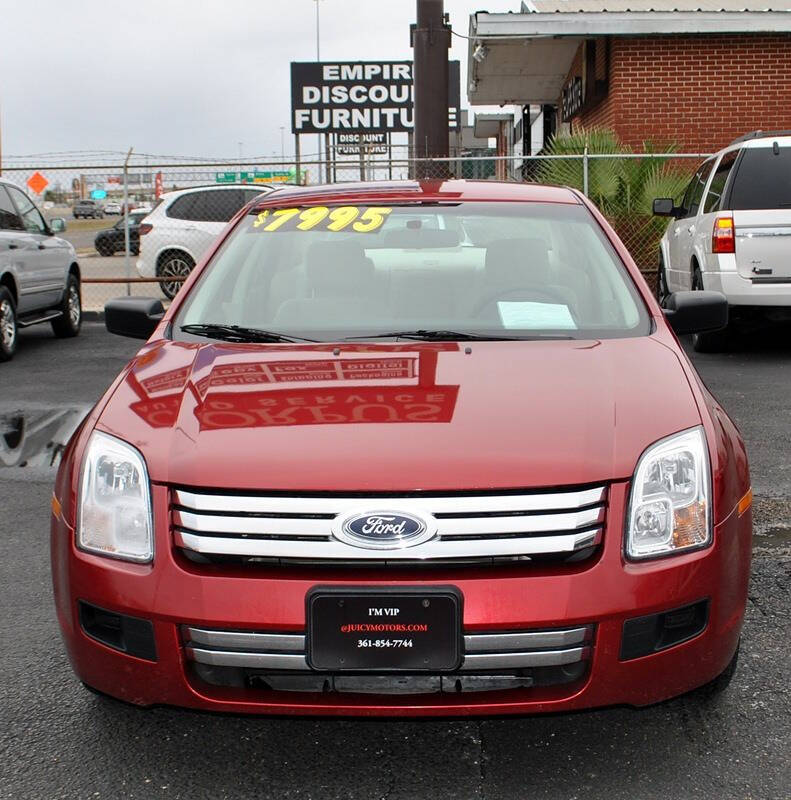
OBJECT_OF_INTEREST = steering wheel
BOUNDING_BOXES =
[472,286,567,318]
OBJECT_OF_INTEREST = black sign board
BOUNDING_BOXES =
[561,76,584,122]
[291,61,461,134]
[336,132,388,155]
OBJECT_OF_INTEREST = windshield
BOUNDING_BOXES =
[175,201,649,341]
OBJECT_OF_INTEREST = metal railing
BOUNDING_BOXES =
[1,150,707,309]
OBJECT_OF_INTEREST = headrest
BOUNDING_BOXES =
[305,239,373,295]
[382,228,460,249]
[485,237,551,287]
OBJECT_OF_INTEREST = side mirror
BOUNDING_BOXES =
[652,198,676,217]
[663,291,728,336]
[50,217,67,233]
[105,297,165,340]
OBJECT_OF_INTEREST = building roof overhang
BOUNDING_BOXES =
[467,7,791,105]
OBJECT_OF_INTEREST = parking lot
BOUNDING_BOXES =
[1,322,789,800]
[44,212,170,311]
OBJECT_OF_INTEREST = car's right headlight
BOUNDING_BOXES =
[77,431,153,563]
[626,426,711,560]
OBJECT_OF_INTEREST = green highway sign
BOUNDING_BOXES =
[216,170,294,184]
[252,171,291,183]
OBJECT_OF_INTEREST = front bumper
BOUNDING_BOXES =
[51,482,751,716]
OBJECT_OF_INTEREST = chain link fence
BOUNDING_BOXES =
[1,151,706,311]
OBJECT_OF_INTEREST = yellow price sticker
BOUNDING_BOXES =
[250,206,392,234]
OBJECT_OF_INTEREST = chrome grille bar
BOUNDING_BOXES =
[183,625,594,673]
[172,485,607,562]
[173,486,606,516]
[174,529,602,560]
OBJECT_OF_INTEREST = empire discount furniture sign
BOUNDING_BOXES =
[290,61,461,134]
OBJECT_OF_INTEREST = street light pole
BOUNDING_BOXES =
[280,126,285,162]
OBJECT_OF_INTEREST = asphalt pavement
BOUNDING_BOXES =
[1,323,789,800]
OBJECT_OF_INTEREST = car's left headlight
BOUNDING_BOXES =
[626,427,711,560]
[77,431,153,563]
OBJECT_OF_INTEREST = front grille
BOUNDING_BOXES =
[171,485,607,565]
[183,624,594,694]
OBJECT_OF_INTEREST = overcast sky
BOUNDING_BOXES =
[0,0,515,163]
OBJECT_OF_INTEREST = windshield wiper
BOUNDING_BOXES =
[180,324,319,343]
[343,329,574,342]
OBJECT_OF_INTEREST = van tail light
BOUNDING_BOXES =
[138,223,153,236]
[712,216,735,254]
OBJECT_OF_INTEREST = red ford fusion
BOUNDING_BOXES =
[51,180,752,716]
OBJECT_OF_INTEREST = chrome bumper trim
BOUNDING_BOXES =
[183,625,594,672]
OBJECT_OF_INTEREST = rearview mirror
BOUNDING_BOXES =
[105,297,165,340]
[663,291,728,336]
[50,217,67,233]
[652,198,676,217]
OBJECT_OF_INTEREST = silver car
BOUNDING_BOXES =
[0,178,82,361]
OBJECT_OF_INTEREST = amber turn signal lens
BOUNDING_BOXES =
[737,488,753,517]
[673,501,708,549]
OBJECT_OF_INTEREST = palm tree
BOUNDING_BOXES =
[535,128,693,274]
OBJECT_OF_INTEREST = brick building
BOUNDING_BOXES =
[466,1,791,153]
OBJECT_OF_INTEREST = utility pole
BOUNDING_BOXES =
[412,0,451,179]
[0,103,3,176]
[280,126,285,161]
[314,0,323,183]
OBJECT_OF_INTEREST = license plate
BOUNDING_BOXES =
[306,587,462,672]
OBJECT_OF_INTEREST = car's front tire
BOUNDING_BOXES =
[694,640,740,700]
[51,274,82,338]
[656,254,670,308]
[0,286,18,362]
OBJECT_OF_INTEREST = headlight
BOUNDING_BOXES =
[77,431,153,563]
[626,427,711,560]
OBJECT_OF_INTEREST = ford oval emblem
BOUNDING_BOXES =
[333,510,437,550]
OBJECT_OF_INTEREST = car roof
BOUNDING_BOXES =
[158,183,278,202]
[250,179,581,208]
[741,135,791,148]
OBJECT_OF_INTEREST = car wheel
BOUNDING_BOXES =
[96,242,113,257]
[656,255,670,308]
[691,266,730,353]
[158,253,194,300]
[51,274,82,338]
[0,287,18,362]
[694,640,740,700]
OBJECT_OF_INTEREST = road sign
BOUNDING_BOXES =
[216,171,291,184]
[253,171,291,183]
[27,171,49,195]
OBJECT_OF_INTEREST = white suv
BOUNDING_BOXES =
[136,184,275,298]
[655,130,791,351]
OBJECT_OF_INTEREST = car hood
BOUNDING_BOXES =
[96,337,701,492]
